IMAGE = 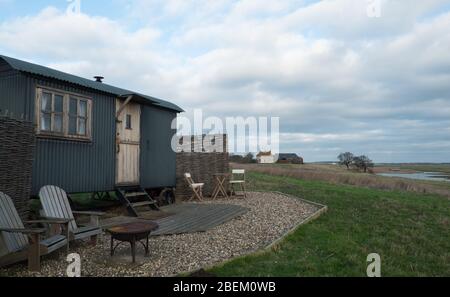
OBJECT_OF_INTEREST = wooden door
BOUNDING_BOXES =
[116,99,141,185]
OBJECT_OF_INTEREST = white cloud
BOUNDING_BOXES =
[0,1,449,162]
[0,7,157,54]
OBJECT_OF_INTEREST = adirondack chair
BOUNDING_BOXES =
[0,192,70,271]
[39,186,104,245]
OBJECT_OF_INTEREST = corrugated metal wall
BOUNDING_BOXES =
[140,105,177,188]
[0,61,29,120]
[24,75,117,195]
[1,65,178,194]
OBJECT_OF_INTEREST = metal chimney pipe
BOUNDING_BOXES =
[94,76,104,83]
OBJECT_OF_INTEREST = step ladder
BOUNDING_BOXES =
[115,185,159,217]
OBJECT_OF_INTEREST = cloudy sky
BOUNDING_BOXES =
[1,0,449,162]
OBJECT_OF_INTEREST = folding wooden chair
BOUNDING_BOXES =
[230,169,247,199]
[184,173,204,201]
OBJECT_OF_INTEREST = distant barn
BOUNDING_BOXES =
[0,55,183,196]
[276,153,304,164]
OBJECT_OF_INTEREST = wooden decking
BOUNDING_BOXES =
[100,203,249,236]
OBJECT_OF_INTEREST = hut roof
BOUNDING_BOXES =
[0,55,183,113]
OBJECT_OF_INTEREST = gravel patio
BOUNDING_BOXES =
[0,192,321,277]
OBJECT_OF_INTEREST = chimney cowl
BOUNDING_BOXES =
[94,76,104,83]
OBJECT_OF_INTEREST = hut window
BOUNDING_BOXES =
[69,97,88,136]
[40,92,64,134]
[54,95,63,133]
[68,98,78,135]
[36,87,92,141]
[125,114,132,130]
[40,92,52,131]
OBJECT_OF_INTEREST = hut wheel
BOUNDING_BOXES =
[159,188,175,205]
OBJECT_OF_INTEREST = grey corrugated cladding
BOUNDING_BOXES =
[31,78,117,194]
[0,75,116,194]
[0,55,181,195]
[140,105,177,188]
[0,59,29,119]
[0,55,183,113]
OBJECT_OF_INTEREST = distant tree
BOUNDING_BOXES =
[229,153,256,163]
[243,152,256,164]
[353,155,374,173]
[229,154,244,163]
[338,152,354,169]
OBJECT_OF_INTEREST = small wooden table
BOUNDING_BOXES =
[106,222,159,263]
[212,173,230,199]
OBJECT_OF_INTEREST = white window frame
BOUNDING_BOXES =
[35,87,92,141]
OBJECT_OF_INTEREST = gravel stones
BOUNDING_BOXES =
[0,192,319,277]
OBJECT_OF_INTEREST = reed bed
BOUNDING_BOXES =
[231,163,450,198]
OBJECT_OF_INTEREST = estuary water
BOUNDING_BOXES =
[377,172,450,182]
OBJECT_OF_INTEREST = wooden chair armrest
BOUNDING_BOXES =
[72,211,105,216]
[0,227,46,234]
[25,218,73,225]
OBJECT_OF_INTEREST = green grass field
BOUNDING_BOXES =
[209,172,450,276]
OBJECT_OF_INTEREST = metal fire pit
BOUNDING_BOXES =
[106,222,159,263]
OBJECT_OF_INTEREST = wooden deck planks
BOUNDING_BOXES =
[154,204,248,235]
[154,205,238,235]
[99,203,249,236]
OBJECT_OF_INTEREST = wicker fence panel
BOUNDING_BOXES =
[0,116,35,220]
[176,134,227,153]
[176,134,229,200]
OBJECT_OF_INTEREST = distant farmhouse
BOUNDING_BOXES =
[257,151,304,164]
[256,151,275,164]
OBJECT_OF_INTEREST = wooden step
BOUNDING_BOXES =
[131,201,157,208]
[115,185,160,216]
[125,192,148,198]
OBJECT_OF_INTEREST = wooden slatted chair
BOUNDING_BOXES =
[230,169,247,199]
[0,192,70,271]
[39,185,104,245]
[184,173,204,201]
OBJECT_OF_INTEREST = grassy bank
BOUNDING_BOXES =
[210,172,450,276]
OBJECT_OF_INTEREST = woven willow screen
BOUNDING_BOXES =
[0,116,36,220]
[176,135,229,199]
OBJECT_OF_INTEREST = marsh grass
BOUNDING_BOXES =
[230,163,450,198]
